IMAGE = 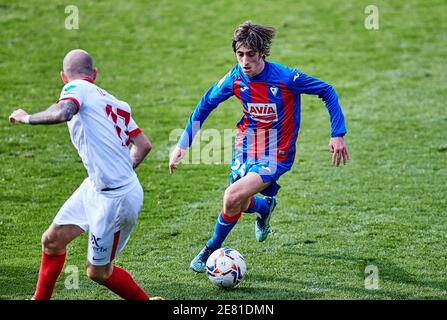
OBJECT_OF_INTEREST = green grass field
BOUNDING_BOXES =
[0,0,446,300]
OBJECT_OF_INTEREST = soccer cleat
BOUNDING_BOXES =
[190,246,213,273]
[255,196,277,242]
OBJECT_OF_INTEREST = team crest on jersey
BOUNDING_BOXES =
[247,103,278,123]
[270,86,278,96]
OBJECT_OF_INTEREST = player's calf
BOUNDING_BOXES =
[89,263,150,300]
[33,223,83,300]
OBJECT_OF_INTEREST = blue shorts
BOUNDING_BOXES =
[229,159,291,197]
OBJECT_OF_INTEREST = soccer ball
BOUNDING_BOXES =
[206,247,247,288]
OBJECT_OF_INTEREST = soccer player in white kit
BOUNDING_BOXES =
[9,49,158,300]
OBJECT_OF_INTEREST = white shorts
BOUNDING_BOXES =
[54,177,144,266]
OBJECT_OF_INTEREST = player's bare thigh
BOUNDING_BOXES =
[41,223,84,255]
[223,172,271,216]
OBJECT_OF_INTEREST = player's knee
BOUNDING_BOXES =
[41,232,49,247]
[224,188,240,207]
[41,231,63,252]
[223,188,243,212]
[86,266,109,284]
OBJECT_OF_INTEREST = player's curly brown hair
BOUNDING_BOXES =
[232,21,276,59]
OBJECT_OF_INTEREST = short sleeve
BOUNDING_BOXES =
[58,80,86,111]
[128,117,142,137]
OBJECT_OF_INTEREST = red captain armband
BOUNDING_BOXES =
[57,97,81,112]
[128,128,142,137]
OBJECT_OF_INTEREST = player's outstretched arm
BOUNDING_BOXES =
[9,100,78,125]
[169,146,187,175]
[329,136,349,167]
[130,132,152,169]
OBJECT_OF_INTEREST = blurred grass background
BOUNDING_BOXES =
[0,0,446,299]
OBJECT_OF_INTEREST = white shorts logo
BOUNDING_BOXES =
[247,103,278,123]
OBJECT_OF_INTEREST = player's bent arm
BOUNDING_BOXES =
[28,100,78,124]
[130,132,152,169]
[9,100,79,125]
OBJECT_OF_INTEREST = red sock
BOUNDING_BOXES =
[33,252,66,300]
[103,266,149,300]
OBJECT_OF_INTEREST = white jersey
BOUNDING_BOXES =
[58,78,141,193]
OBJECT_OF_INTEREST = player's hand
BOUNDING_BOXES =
[169,146,187,175]
[329,136,349,166]
[9,109,29,124]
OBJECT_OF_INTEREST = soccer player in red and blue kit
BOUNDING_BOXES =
[169,21,349,273]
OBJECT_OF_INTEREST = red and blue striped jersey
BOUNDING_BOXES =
[178,61,347,168]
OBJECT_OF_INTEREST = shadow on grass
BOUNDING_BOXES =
[0,265,37,300]
[142,269,325,300]
[0,264,118,300]
[230,278,323,300]
[289,251,447,299]
[2,253,445,300]
[145,279,323,300]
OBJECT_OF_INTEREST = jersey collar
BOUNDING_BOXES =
[239,61,270,82]
[81,77,95,84]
